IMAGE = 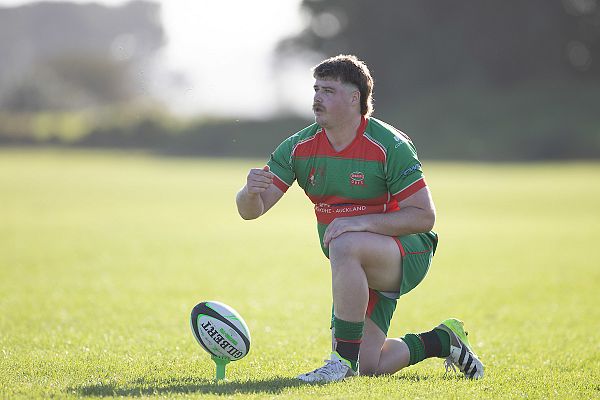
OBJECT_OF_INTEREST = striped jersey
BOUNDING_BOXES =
[267,116,431,257]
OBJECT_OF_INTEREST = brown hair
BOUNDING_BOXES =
[312,54,374,116]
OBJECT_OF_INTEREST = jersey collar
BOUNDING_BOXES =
[322,116,368,155]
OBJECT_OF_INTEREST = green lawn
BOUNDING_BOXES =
[0,149,598,399]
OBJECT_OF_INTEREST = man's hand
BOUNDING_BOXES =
[237,165,284,220]
[321,186,436,246]
[246,165,274,195]
[323,216,367,247]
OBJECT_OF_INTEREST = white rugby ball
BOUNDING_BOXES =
[190,301,251,361]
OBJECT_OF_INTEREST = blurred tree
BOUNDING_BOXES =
[0,0,164,111]
[275,0,599,161]
[2,54,135,112]
[277,0,600,103]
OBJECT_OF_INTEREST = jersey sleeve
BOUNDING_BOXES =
[267,137,296,193]
[386,140,427,202]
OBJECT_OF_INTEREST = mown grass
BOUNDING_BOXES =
[0,149,599,399]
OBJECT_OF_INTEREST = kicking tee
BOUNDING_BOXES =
[267,116,434,257]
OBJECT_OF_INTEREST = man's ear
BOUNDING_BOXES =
[352,90,360,105]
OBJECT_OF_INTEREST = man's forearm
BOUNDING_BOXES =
[322,206,435,248]
[236,186,264,220]
[356,207,435,237]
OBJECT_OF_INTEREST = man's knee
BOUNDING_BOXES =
[329,232,362,260]
[359,363,379,376]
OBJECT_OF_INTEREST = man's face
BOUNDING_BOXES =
[312,78,358,127]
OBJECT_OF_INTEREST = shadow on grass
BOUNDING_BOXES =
[389,371,464,382]
[73,372,458,396]
[73,376,308,397]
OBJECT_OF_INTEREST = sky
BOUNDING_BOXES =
[0,0,315,118]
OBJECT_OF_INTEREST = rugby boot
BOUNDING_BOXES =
[436,318,484,379]
[297,351,357,382]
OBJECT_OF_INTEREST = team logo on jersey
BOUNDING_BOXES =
[350,171,365,186]
[308,166,325,187]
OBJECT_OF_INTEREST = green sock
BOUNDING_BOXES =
[401,333,425,365]
[434,328,451,357]
[333,317,364,371]
[401,328,451,366]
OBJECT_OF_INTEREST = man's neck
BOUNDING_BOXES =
[324,114,363,152]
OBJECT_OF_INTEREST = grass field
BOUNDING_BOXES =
[1,149,599,399]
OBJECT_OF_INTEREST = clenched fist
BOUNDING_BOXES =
[246,165,274,195]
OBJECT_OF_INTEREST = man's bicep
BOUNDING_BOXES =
[261,184,285,214]
[397,186,435,212]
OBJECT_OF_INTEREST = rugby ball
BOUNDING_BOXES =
[190,301,251,361]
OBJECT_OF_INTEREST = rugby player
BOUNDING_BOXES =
[236,55,483,382]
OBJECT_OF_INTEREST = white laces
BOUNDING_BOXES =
[444,357,457,375]
[308,359,346,378]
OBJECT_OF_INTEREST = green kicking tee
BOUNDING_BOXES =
[267,116,437,258]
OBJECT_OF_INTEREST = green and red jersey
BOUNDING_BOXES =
[267,116,432,257]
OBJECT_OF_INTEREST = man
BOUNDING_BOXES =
[236,55,483,382]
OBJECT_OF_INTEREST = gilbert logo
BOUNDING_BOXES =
[200,320,243,359]
[350,171,365,186]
